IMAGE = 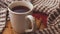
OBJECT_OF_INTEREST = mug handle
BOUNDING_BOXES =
[25,15,36,32]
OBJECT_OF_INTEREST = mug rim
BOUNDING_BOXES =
[8,1,33,14]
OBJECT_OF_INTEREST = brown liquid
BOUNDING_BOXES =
[11,6,30,13]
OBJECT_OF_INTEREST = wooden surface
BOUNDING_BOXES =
[2,20,46,34]
[2,21,18,34]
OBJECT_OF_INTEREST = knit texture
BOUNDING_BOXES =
[0,1,7,32]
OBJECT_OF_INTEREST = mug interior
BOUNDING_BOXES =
[8,1,33,14]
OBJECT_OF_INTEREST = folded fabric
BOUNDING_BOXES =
[0,7,7,33]
[30,0,60,26]
[32,13,48,27]
[36,25,60,34]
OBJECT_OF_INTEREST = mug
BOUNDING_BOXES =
[8,1,36,33]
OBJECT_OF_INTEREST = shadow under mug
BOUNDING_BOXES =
[8,1,36,33]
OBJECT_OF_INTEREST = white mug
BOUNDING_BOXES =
[8,1,36,33]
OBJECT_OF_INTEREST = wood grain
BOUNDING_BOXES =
[2,21,18,34]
